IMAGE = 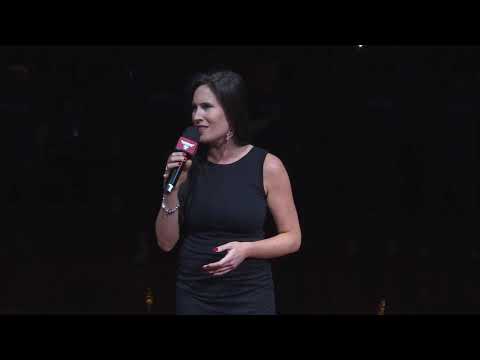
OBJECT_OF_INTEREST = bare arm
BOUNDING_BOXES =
[155,153,192,252]
[244,153,301,258]
[155,189,182,252]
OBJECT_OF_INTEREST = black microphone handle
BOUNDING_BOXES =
[165,161,184,193]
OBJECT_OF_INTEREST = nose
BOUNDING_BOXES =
[192,109,204,124]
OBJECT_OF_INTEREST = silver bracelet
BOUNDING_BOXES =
[161,195,180,215]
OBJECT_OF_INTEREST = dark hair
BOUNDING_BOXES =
[188,69,251,146]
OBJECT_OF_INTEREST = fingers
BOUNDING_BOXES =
[202,259,226,272]
[203,261,234,276]
[202,244,240,276]
[211,266,235,277]
[202,243,237,272]
[214,242,235,253]
[167,152,188,168]
[170,152,188,161]
[164,160,184,172]
[163,152,188,179]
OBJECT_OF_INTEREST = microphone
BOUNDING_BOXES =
[165,126,200,193]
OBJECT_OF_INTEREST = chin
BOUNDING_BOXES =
[199,134,216,144]
[198,133,223,146]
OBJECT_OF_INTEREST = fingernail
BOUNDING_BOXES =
[213,247,218,252]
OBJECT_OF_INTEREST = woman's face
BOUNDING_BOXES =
[192,85,231,145]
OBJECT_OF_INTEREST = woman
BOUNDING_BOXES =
[155,69,301,314]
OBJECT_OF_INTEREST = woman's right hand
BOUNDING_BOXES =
[163,152,192,190]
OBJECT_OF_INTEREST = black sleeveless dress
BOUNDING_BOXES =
[176,146,275,315]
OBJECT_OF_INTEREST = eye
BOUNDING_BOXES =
[200,102,213,110]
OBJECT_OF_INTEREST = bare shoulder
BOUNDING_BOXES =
[263,153,290,195]
[264,153,287,176]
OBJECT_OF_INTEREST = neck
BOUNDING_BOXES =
[207,140,247,164]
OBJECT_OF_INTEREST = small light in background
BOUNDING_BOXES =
[357,44,364,48]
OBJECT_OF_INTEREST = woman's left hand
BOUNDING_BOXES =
[202,242,250,276]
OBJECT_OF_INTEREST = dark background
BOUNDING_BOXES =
[2,45,479,314]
